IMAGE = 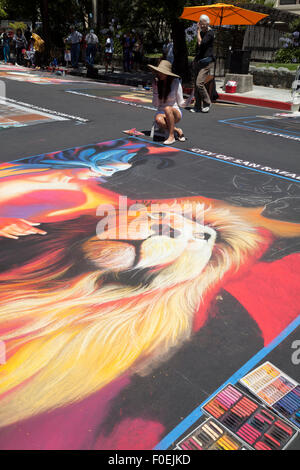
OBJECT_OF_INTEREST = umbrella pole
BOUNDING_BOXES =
[214,9,223,78]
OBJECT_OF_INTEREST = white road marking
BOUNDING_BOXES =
[1,97,89,122]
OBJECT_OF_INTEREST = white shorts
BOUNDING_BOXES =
[155,106,182,119]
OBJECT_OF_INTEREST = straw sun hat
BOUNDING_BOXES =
[147,60,179,78]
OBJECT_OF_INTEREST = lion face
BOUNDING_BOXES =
[84,207,217,283]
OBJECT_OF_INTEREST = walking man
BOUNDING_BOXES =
[191,15,214,113]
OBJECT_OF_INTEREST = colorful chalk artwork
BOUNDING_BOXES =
[176,418,247,451]
[202,384,298,450]
[239,362,298,405]
[239,362,300,429]
[273,385,300,429]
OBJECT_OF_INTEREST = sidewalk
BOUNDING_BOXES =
[72,65,298,112]
[215,79,298,112]
[2,60,298,112]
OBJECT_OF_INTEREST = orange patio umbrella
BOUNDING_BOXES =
[180,3,268,26]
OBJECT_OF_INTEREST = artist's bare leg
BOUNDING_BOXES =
[155,107,182,144]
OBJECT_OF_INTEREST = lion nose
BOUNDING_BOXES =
[151,224,181,238]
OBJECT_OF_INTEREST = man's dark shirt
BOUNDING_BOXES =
[195,29,214,61]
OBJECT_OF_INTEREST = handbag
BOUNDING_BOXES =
[198,56,213,66]
[193,56,214,74]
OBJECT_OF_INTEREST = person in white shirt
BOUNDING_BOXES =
[163,39,174,64]
[85,29,99,66]
[148,60,186,145]
[65,26,82,68]
[104,33,114,73]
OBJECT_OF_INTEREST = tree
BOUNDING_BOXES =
[0,0,7,18]
[108,0,194,81]
[40,0,50,60]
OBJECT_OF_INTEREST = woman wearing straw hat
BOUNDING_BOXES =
[148,60,186,145]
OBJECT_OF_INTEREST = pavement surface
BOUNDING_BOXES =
[0,62,299,451]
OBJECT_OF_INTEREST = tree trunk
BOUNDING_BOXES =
[171,18,191,83]
[40,0,50,62]
[92,0,98,28]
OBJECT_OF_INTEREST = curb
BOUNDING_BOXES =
[217,92,293,111]
[182,86,293,111]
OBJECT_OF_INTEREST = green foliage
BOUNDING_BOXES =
[289,17,300,33]
[0,0,7,18]
[1,0,39,22]
[186,36,197,57]
[275,47,300,64]
[8,21,27,31]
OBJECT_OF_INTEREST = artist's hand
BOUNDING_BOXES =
[0,218,47,240]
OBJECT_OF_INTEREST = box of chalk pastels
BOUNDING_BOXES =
[239,362,300,430]
[175,417,249,450]
[202,384,298,450]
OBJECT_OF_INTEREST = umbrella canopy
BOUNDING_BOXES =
[180,3,269,26]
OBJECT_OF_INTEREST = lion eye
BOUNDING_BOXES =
[151,224,181,238]
[194,232,211,241]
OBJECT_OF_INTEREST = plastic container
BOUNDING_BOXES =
[225,81,237,93]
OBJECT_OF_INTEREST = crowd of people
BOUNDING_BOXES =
[62,26,145,72]
[0,24,145,72]
[0,26,45,68]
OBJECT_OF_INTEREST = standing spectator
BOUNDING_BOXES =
[104,33,114,73]
[64,47,71,67]
[133,34,143,71]
[163,38,174,64]
[32,32,45,69]
[24,26,32,45]
[81,33,87,65]
[24,37,36,67]
[190,14,214,114]
[2,33,11,64]
[65,26,82,69]
[129,32,135,71]
[13,29,27,66]
[85,29,99,66]
[122,32,133,72]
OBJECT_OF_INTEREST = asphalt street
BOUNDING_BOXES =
[1,69,300,175]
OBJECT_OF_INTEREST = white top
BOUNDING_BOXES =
[66,31,82,44]
[105,38,114,54]
[152,78,185,113]
[163,42,174,64]
[85,32,99,45]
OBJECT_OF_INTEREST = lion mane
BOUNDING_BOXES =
[0,204,264,428]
